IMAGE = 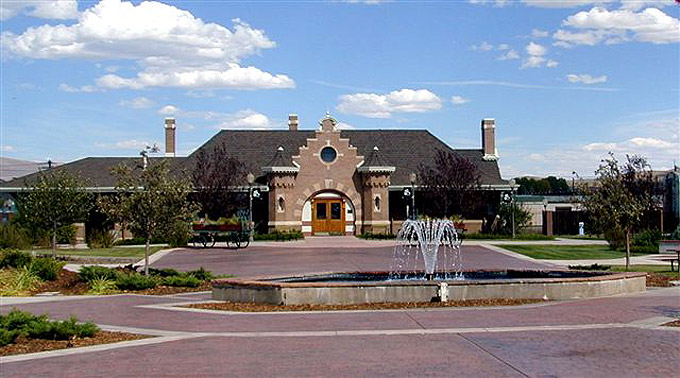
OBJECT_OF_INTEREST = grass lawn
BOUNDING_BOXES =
[497,244,649,260]
[26,247,164,259]
[610,265,679,278]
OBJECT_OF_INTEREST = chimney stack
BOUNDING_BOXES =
[165,118,176,157]
[481,118,497,161]
[288,114,299,131]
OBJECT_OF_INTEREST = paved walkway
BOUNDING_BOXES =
[1,237,678,377]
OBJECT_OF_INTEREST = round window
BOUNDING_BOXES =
[320,147,337,163]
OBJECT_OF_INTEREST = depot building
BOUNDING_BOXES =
[2,113,511,236]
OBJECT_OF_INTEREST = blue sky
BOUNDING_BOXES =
[1,0,678,179]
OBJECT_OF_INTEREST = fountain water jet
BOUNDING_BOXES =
[389,219,462,280]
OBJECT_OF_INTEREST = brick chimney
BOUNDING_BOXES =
[165,118,176,157]
[288,114,298,131]
[481,118,497,161]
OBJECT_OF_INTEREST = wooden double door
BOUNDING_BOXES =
[312,199,345,235]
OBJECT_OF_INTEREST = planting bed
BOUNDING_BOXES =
[0,331,151,356]
[186,298,545,312]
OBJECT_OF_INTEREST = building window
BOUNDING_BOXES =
[277,196,285,213]
[374,195,381,212]
[320,146,337,163]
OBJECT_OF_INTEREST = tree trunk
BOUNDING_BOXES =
[625,227,631,271]
[52,221,57,258]
[144,237,150,276]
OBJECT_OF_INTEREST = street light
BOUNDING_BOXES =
[542,197,548,236]
[246,172,255,242]
[509,179,516,239]
[409,172,417,220]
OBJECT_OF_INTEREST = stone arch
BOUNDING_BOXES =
[293,181,363,222]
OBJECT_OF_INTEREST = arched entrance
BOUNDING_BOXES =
[302,191,355,236]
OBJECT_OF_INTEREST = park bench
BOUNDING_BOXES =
[656,249,680,272]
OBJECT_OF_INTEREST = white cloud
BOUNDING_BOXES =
[343,0,390,3]
[567,74,608,84]
[468,0,510,7]
[497,44,510,51]
[119,97,155,109]
[531,29,550,38]
[521,0,614,8]
[336,89,442,118]
[95,139,154,150]
[527,153,544,161]
[58,83,100,93]
[1,0,295,90]
[554,7,680,46]
[628,137,675,148]
[1,0,78,20]
[336,122,355,130]
[498,50,520,60]
[451,95,470,105]
[471,42,494,51]
[2,145,17,152]
[526,42,547,56]
[620,1,675,11]
[216,109,271,129]
[521,42,558,68]
[583,142,621,151]
[158,105,180,116]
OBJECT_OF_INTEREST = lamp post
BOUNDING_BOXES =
[509,179,516,239]
[409,172,417,220]
[247,172,255,242]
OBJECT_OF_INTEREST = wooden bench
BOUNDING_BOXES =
[657,249,680,272]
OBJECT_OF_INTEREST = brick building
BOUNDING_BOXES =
[1,113,511,236]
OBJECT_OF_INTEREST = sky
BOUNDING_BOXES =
[1,0,678,180]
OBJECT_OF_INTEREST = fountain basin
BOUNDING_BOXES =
[212,270,646,305]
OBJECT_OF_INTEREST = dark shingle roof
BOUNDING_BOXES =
[1,157,188,189]
[1,129,507,189]
[361,146,392,168]
[264,146,296,168]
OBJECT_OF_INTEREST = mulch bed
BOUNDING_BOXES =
[646,273,678,287]
[661,319,680,327]
[28,269,212,296]
[0,331,151,357]
[186,298,546,312]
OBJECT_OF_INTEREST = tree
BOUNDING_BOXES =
[419,149,481,218]
[494,202,532,235]
[192,142,248,220]
[16,170,93,256]
[581,154,656,269]
[100,160,197,275]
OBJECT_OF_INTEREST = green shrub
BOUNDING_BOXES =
[148,267,180,277]
[604,228,625,250]
[0,249,32,268]
[254,230,304,241]
[634,229,661,248]
[463,233,554,241]
[627,245,659,254]
[88,277,118,295]
[78,266,119,283]
[0,328,19,347]
[0,267,42,296]
[0,223,31,249]
[162,275,201,287]
[671,225,680,240]
[568,263,612,271]
[29,258,63,281]
[56,224,78,245]
[115,273,158,290]
[86,229,114,249]
[358,232,396,240]
[166,221,191,248]
[187,267,213,281]
[114,236,166,246]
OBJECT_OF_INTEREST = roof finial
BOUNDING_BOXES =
[325,110,331,118]
[277,146,284,152]
[373,146,379,151]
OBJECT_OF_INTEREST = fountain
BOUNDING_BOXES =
[389,219,462,281]
[212,219,646,305]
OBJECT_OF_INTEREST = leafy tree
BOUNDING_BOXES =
[494,202,532,235]
[16,170,93,256]
[581,154,656,269]
[192,142,248,219]
[418,149,481,217]
[516,176,570,195]
[100,160,197,275]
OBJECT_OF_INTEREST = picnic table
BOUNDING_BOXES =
[658,249,680,272]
